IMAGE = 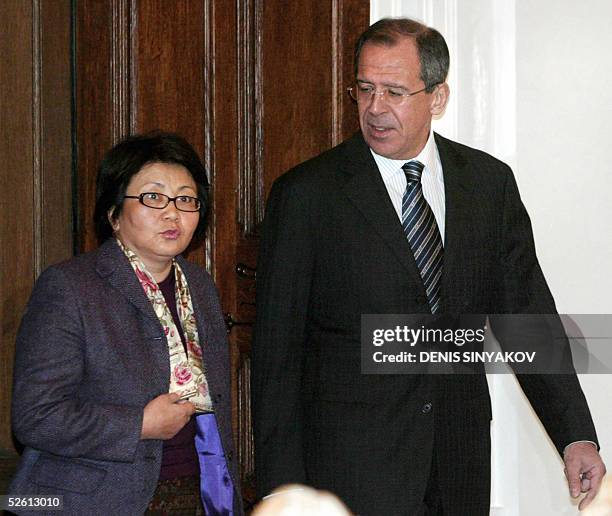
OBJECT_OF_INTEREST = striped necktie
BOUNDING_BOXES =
[401,160,443,313]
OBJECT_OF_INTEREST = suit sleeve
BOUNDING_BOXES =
[489,168,598,455]
[11,266,143,463]
[252,176,315,497]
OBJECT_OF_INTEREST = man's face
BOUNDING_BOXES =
[357,38,446,160]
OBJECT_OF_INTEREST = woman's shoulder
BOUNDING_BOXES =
[176,257,216,291]
[32,244,120,302]
[176,257,224,312]
[38,247,102,282]
[22,248,107,319]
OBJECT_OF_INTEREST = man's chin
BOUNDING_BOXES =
[365,138,402,159]
[363,130,424,160]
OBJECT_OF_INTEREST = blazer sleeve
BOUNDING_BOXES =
[251,175,315,497]
[489,167,598,455]
[11,266,143,463]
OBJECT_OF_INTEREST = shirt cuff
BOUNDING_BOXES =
[563,440,598,455]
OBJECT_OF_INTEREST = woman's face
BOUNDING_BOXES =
[111,162,200,279]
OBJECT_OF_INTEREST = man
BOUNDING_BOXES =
[252,18,605,515]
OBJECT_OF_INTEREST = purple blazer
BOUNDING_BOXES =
[9,238,243,515]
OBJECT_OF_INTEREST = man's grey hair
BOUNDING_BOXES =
[354,17,449,93]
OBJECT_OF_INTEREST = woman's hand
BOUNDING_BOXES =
[141,393,196,440]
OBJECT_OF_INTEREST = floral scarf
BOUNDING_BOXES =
[117,239,213,413]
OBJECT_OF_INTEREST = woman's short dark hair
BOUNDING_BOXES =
[354,18,449,93]
[94,131,209,244]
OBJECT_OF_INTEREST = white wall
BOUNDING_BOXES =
[515,1,612,513]
[371,2,612,514]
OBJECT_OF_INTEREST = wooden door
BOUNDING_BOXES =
[0,0,73,492]
[74,0,369,505]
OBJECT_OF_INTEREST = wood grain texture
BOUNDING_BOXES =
[0,0,72,471]
[133,0,206,145]
[338,0,368,141]
[39,0,73,268]
[260,1,333,198]
[0,0,35,459]
[110,0,131,142]
[75,0,115,252]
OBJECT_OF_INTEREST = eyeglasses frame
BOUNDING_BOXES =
[123,192,202,212]
[347,82,440,104]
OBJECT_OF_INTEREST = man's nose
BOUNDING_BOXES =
[366,91,387,114]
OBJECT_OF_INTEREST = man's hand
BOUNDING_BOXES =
[564,442,606,510]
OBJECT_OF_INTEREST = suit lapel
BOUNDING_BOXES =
[97,243,210,344]
[96,239,161,325]
[176,256,210,345]
[95,239,169,384]
[435,133,476,312]
[339,133,425,286]
[176,259,227,401]
[339,132,477,309]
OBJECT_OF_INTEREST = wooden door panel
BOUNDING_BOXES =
[1,0,73,490]
[73,0,369,505]
[133,0,207,148]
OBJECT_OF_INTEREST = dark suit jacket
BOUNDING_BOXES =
[9,238,243,515]
[252,132,597,515]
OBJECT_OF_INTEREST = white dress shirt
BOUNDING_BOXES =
[371,130,446,244]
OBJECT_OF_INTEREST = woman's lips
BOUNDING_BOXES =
[161,229,180,240]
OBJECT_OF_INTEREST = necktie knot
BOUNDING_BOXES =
[402,160,425,183]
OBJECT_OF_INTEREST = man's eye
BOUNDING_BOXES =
[358,85,374,94]
[388,89,406,97]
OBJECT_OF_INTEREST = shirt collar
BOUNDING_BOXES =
[370,130,440,182]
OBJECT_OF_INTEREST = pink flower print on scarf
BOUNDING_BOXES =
[188,340,203,359]
[198,382,209,398]
[134,266,158,294]
[118,237,214,413]
[174,364,193,385]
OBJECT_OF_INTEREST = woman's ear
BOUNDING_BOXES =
[107,207,119,232]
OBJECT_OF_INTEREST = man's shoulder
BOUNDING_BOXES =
[434,133,512,175]
[273,132,366,190]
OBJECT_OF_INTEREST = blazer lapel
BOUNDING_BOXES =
[177,259,226,399]
[435,133,476,312]
[95,239,171,385]
[176,256,209,345]
[96,239,161,326]
[340,133,424,285]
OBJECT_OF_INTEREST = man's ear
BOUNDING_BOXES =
[430,82,450,117]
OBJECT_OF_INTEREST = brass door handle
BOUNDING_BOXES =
[224,312,254,334]
[236,263,257,279]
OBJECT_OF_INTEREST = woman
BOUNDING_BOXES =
[9,132,242,515]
